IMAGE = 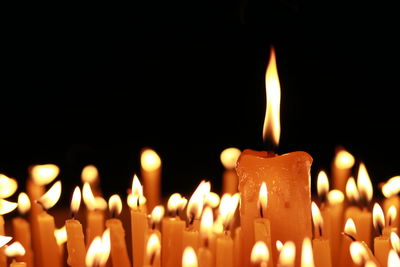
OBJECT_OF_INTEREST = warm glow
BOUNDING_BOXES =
[83,182,96,211]
[387,205,397,226]
[182,246,198,267]
[95,196,108,211]
[220,147,241,170]
[327,190,344,205]
[344,218,357,238]
[4,241,25,257]
[350,241,368,265]
[150,205,165,226]
[317,170,329,200]
[276,240,284,252]
[140,148,161,171]
[200,206,213,243]
[372,203,385,234]
[251,241,270,266]
[129,174,146,209]
[205,192,220,208]
[17,192,31,215]
[334,148,355,169]
[132,174,144,197]
[31,164,59,186]
[388,249,400,267]
[346,177,360,203]
[0,174,18,199]
[167,193,187,214]
[127,194,147,210]
[85,229,111,267]
[311,202,323,236]
[38,181,62,210]
[382,176,400,198]
[357,162,373,205]
[278,241,296,267]
[70,186,82,215]
[258,182,268,217]
[390,232,400,253]
[54,225,67,246]
[218,193,240,229]
[0,199,18,215]
[186,180,211,222]
[0,236,12,248]
[365,260,378,267]
[81,165,99,184]
[145,233,161,264]
[108,194,122,217]
[301,238,314,267]
[262,46,281,146]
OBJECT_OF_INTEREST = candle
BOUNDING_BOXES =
[106,194,131,267]
[390,232,400,255]
[36,181,62,267]
[233,227,242,267]
[81,164,102,197]
[350,241,381,266]
[54,225,67,266]
[300,238,314,267]
[140,148,162,211]
[316,170,331,240]
[339,218,357,267]
[144,233,161,267]
[373,203,391,267]
[277,241,296,267]
[250,241,270,267]
[4,241,26,267]
[198,207,213,267]
[325,190,344,266]
[220,148,241,195]
[161,193,186,267]
[182,247,198,267]
[331,146,355,193]
[310,202,331,267]
[85,229,111,267]
[12,193,34,267]
[66,186,86,267]
[381,176,400,231]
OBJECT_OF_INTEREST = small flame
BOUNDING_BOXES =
[205,192,220,208]
[108,194,122,217]
[150,205,165,226]
[346,177,360,203]
[276,240,284,252]
[0,174,18,199]
[141,148,161,172]
[251,241,270,266]
[95,197,108,211]
[334,148,355,169]
[145,233,161,265]
[357,162,373,205]
[263,46,281,146]
[82,182,96,211]
[220,148,241,170]
[70,186,82,215]
[344,218,357,239]
[186,180,211,222]
[365,260,378,267]
[38,181,62,210]
[0,199,18,215]
[278,241,296,267]
[17,192,31,215]
[317,170,329,200]
[31,164,59,186]
[54,226,67,246]
[301,238,315,267]
[85,229,111,267]
[0,236,12,248]
[129,174,146,210]
[388,249,400,267]
[167,193,187,214]
[127,194,147,210]
[218,193,240,230]
[311,202,323,237]
[4,241,25,257]
[182,246,198,267]
[387,206,398,227]
[200,206,214,244]
[327,190,344,205]
[372,203,385,235]
[350,241,368,265]
[258,182,268,218]
[382,176,400,198]
[390,232,400,253]
[81,165,99,184]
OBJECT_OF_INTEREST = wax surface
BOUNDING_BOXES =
[236,149,313,267]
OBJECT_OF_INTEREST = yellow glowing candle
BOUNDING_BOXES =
[85,229,111,267]
[198,207,213,267]
[331,146,355,193]
[382,176,400,231]
[83,182,105,247]
[373,203,391,267]
[144,233,161,267]
[301,238,314,267]
[140,148,162,211]
[233,227,242,267]
[251,241,270,267]
[311,202,331,267]
[277,241,296,267]
[182,246,198,267]
[54,225,67,266]
[339,218,357,267]
[316,171,332,241]
[220,148,241,195]
[81,164,101,197]
[4,241,26,267]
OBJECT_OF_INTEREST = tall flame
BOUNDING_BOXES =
[38,181,62,210]
[186,180,210,222]
[390,232,400,253]
[311,202,323,237]
[70,186,82,215]
[263,46,281,146]
[357,162,373,205]
[258,182,268,218]
[17,192,31,215]
[0,174,18,199]
[372,203,385,235]
[200,206,213,244]
[317,170,329,200]
[85,229,111,267]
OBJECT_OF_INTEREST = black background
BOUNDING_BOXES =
[1,2,399,205]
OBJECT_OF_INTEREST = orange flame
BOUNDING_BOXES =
[357,162,373,205]
[0,174,18,199]
[350,241,368,265]
[311,202,323,237]
[54,225,67,246]
[38,181,62,210]
[4,241,25,257]
[317,170,329,200]
[220,148,241,170]
[31,164,59,186]
[390,232,400,253]
[388,249,400,267]
[0,199,17,215]
[372,203,385,235]
[334,148,355,169]
[301,238,314,267]
[344,218,357,240]
[167,193,187,215]
[182,246,198,267]
[0,236,12,248]
[346,177,360,204]
[186,180,210,222]
[17,192,31,215]
[278,241,296,266]
[70,186,82,215]
[81,165,99,184]
[200,206,213,244]
[251,241,270,266]
[258,182,268,218]
[141,148,161,172]
[108,194,122,217]
[150,205,165,227]
[85,229,111,267]
[145,233,161,265]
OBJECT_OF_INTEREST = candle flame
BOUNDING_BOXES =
[388,249,400,267]
[382,176,400,198]
[150,205,165,226]
[108,194,122,217]
[301,238,315,267]
[311,202,323,237]
[38,181,62,210]
[263,46,281,146]
[372,203,385,234]
[70,186,81,215]
[0,174,18,199]
[205,192,220,208]
[0,236,12,248]
[344,218,357,239]
[167,193,187,214]
[251,241,270,266]
[317,170,329,200]
[81,165,99,184]
[0,199,18,215]
[31,164,59,186]
[17,192,31,215]
[95,196,108,211]
[218,193,240,230]
[141,148,161,172]
[258,182,268,218]
[387,205,397,227]
[145,233,161,265]
[127,194,147,210]
[186,180,211,222]
[390,232,400,253]
[334,148,355,169]
[4,241,25,257]
[365,260,378,267]
[82,182,96,211]
[220,147,241,170]
[200,206,213,243]
[85,229,111,267]
[278,241,296,267]
[276,240,284,252]
[357,162,373,205]
[346,177,360,203]
[182,246,198,267]
[54,225,67,246]
[327,190,344,205]
[350,241,368,265]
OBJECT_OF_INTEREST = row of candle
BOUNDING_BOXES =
[0,146,399,267]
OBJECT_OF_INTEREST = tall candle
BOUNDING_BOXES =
[140,148,162,211]
[382,176,400,231]
[331,146,355,193]
[233,227,242,267]
[220,148,241,195]
[143,233,161,267]
[83,182,105,247]
[182,247,198,267]
[198,207,213,267]
[311,202,332,267]
[339,218,357,267]
[325,190,344,266]
[373,203,391,267]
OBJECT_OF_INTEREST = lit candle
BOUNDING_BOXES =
[66,186,86,267]
[36,180,62,267]
[106,194,131,267]
[198,207,213,267]
[250,241,270,267]
[310,202,331,267]
[277,241,296,267]
[373,203,391,267]
[81,164,102,197]
[85,229,111,267]
[220,148,241,195]
[331,146,355,193]
[161,193,186,267]
[381,176,400,231]
[4,241,26,267]
[344,176,361,223]
[182,247,198,267]
[12,193,34,267]
[54,225,67,266]
[326,189,344,266]
[233,227,242,267]
[140,148,162,211]
[349,241,380,266]
[144,233,161,267]
[300,238,314,267]
[384,206,398,236]
[339,218,357,267]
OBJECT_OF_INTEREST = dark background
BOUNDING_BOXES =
[1,2,399,206]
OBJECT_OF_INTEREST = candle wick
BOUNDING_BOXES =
[189,214,195,226]
[176,209,179,217]
[378,224,383,236]
[259,205,264,218]
[150,252,156,266]
[137,197,140,208]
[35,200,47,212]
[152,222,156,230]
[318,225,323,237]
[341,232,356,242]
[204,237,209,248]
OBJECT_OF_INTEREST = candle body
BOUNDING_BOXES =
[131,209,148,267]
[198,247,213,267]
[338,235,356,267]
[374,236,391,267]
[141,165,161,212]
[253,218,273,267]
[36,211,61,267]
[236,149,313,267]
[66,219,86,267]
[0,216,6,267]
[215,234,233,267]
[324,200,344,266]
[345,207,372,247]
[144,229,161,267]
[233,227,242,267]
[222,169,238,195]
[312,238,332,267]
[331,161,352,193]
[86,210,105,247]
[12,217,34,267]
[182,229,199,252]
[161,217,185,267]
[106,218,131,267]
